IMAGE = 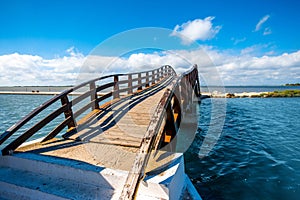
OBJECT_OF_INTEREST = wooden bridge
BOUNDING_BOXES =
[0,65,201,200]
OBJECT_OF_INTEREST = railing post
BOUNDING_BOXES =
[61,95,76,129]
[113,75,120,99]
[152,70,155,85]
[137,73,142,90]
[156,69,160,81]
[90,82,99,110]
[145,72,149,87]
[167,66,171,76]
[128,74,133,94]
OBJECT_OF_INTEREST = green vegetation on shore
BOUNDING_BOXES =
[284,83,300,86]
[260,90,300,97]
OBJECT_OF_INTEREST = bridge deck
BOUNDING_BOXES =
[16,79,169,171]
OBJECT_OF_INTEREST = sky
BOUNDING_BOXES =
[0,0,299,86]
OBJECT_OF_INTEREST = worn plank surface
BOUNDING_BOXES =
[16,81,168,171]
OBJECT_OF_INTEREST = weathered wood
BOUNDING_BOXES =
[128,74,133,94]
[151,70,155,85]
[96,92,113,104]
[119,65,200,199]
[95,82,115,93]
[0,66,176,155]
[113,75,120,99]
[119,81,176,200]
[90,82,99,110]
[61,96,76,129]
[145,72,149,87]
[73,99,97,119]
[61,97,76,129]
[137,73,142,90]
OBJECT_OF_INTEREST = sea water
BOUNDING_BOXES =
[1,91,300,199]
[185,97,300,199]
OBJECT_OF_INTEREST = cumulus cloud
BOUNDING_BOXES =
[0,49,85,86]
[171,17,221,45]
[1,46,300,86]
[207,49,300,85]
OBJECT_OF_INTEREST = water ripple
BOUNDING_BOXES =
[185,98,300,200]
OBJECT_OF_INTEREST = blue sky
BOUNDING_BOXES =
[0,0,299,85]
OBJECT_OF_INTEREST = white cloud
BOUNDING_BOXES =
[0,50,85,86]
[255,15,270,32]
[208,49,300,85]
[231,37,246,45]
[171,17,221,45]
[1,46,300,86]
[263,27,272,35]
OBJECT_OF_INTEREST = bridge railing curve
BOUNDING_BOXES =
[120,64,201,199]
[0,65,176,155]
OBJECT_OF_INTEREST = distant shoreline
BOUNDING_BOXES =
[202,90,300,98]
[1,90,299,98]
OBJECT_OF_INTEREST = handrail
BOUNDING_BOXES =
[119,65,201,199]
[0,65,176,155]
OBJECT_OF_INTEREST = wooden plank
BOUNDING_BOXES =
[89,138,141,148]
[119,79,178,200]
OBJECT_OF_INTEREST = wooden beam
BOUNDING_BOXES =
[61,96,76,129]
[128,74,133,94]
[90,82,99,110]
[113,75,120,99]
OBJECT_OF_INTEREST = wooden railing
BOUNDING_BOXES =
[0,65,176,155]
[120,65,201,200]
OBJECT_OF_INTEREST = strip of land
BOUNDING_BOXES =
[1,90,300,98]
[201,90,300,98]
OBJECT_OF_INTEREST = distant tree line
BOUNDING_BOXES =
[285,83,300,86]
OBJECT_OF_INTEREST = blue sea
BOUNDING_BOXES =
[1,86,300,199]
[185,97,300,199]
[200,85,300,93]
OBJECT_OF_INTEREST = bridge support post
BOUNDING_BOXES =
[61,96,76,130]
[128,74,133,94]
[145,72,149,87]
[151,70,155,85]
[137,73,142,90]
[113,75,120,99]
[90,82,99,110]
